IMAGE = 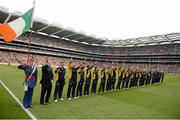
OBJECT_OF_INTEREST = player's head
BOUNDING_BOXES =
[60,61,64,67]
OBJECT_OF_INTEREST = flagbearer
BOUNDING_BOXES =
[17,57,37,108]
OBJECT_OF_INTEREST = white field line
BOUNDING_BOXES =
[0,80,37,120]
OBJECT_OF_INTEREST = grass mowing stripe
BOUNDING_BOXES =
[0,80,37,120]
[0,81,29,119]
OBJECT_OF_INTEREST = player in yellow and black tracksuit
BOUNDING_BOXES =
[110,63,117,91]
[67,61,81,99]
[161,72,164,83]
[145,71,151,85]
[129,70,134,88]
[116,67,122,90]
[76,64,85,97]
[99,67,106,93]
[139,71,145,86]
[106,67,111,92]
[84,63,95,95]
[122,69,130,89]
[91,67,99,94]
[125,69,130,88]
[122,70,126,89]
[54,62,66,101]
[134,69,139,87]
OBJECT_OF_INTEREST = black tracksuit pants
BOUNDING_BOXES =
[84,78,91,95]
[110,77,116,90]
[54,81,65,100]
[106,80,111,92]
[91,80,97,94]
[116,77,122,90]
[76,80,84,97]
[67,79,77,98]
[122,78,127,89]
[129,78,134,88]
[99,80,105,92]
[139,78,144,86]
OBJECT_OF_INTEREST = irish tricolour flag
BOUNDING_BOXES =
[0,8,33,42]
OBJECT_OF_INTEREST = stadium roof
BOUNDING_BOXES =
[0,6,180,47]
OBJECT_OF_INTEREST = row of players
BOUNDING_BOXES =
[18,57,164,108]
[51,59,164,103]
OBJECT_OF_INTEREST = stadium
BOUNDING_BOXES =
[0,0,180,119]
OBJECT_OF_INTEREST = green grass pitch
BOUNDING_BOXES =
[0,64,180,119]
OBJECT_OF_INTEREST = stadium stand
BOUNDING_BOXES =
[0,7,180,74]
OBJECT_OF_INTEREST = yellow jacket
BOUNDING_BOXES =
[68,62,72,79]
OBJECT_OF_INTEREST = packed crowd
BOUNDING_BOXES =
[0,51,179,74]
[17,32,180,55]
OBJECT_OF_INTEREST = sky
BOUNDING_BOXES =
[0,0,180,40]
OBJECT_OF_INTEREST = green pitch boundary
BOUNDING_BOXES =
[0,80,37,120]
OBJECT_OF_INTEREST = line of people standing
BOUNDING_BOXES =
[52,59,164,102]
[18,57,164,108]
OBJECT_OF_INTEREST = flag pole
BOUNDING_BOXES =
[27,0,35,64]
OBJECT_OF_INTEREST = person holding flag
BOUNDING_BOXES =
[17,57,38,108]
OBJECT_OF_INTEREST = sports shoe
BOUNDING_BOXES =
[60,98,63,101]
[54,99,58,102]
[74,97,77,99]
[68,97,71,100]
